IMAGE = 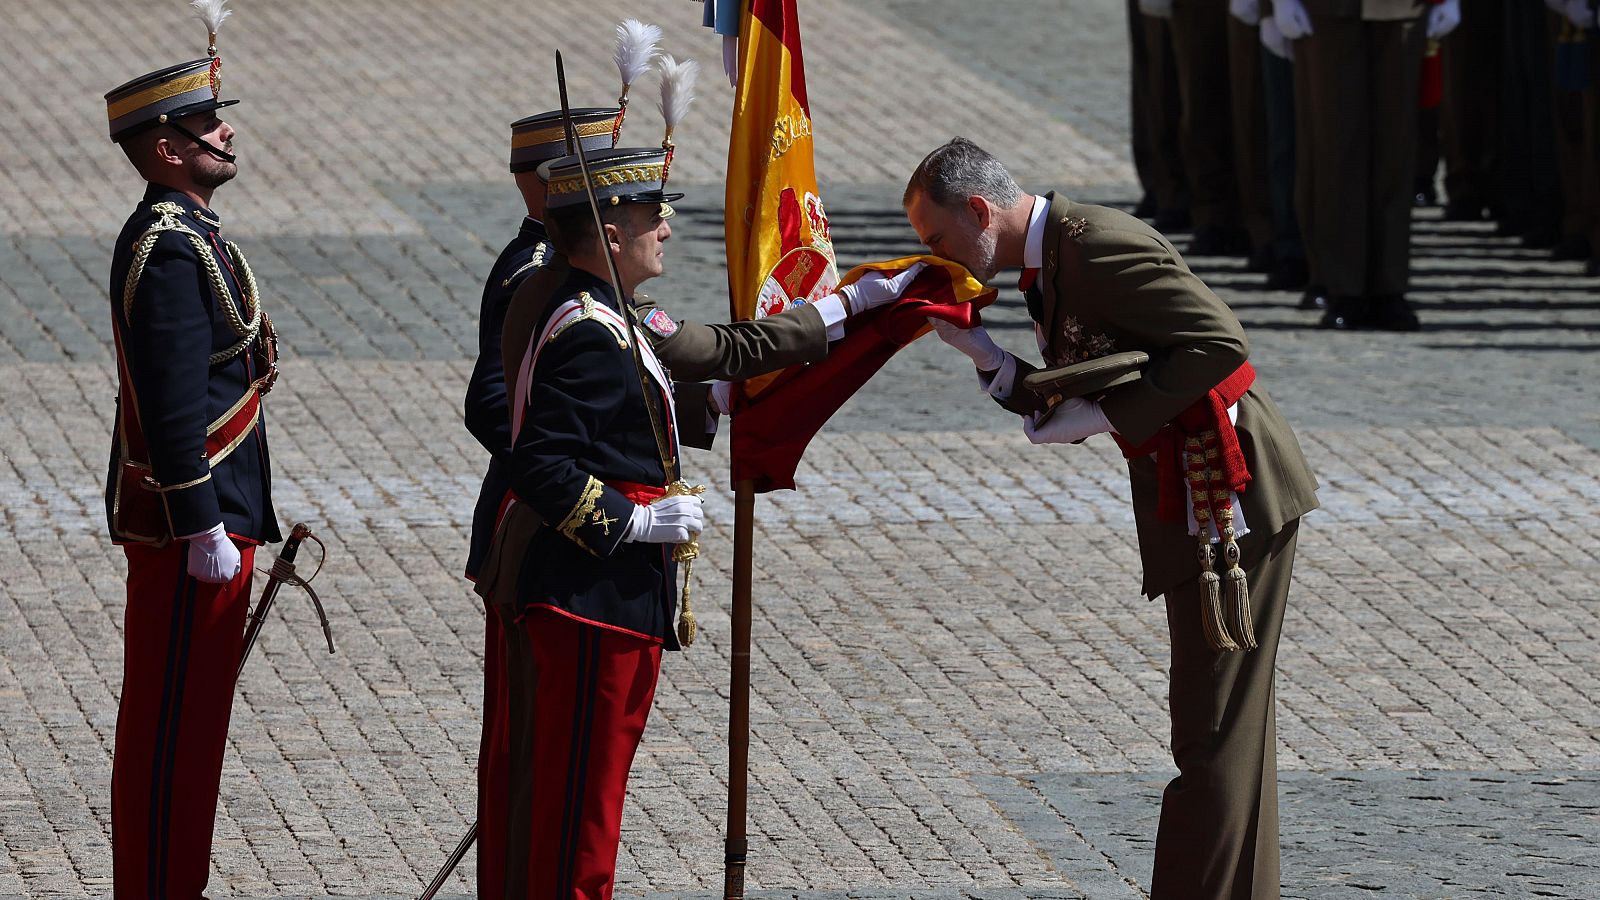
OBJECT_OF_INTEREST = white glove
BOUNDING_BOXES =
[1022,399,1114,445]
[836,262,927,315]
[1427,0,1462,39]
[709,380,733,416]
[1273,0,1314,39]
[1260,18,1293,59]
[1563,0,1593,28]
[930,319,1008,372]
[623,495,704,544]
[1139,0,1174,19]
[1230,0,1261,26]
[183,522,241,584]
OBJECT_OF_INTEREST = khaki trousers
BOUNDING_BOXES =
[1228,14,1274,251]
[1292,15,1425,297]
[1151,520,1299,900]
[1169,0,1238,229]
[1139,11,1192,215]
[1439,0,1500,212]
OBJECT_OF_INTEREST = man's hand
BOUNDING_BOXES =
[1230,0,1261,26]
[1022,399,1114,445]
[184,522,242,583]
[930,319,1008,372]
[1139,0,1174,19]
[709,380,734,416]
[1273,0,1314,39]
[624,495,705,544]
[1260,18,1293,60]
[1427,0,1462,39]
[837,262,927,316]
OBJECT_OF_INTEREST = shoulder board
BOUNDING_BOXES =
[546,292,628,349]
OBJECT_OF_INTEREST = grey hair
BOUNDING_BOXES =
[903,137,1021,210]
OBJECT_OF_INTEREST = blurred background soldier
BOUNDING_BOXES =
[1272,0,1461,331]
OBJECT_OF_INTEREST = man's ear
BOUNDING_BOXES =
[969,195,992,230]
[603,221,623,253]
[152,134,185,167]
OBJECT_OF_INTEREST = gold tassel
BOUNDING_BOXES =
[1217,507,1256,651]
[1198,540,1237,653]
[1187,440,1238,653]
[664,480,707,647]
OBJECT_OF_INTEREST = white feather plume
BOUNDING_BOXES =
[190,0,232,37]
[613,19,663,88]
[656,55,700,130]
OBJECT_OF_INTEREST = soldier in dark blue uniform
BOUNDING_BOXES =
[471,145,919,898]
[462,105,617,900]
[100,6,283,897]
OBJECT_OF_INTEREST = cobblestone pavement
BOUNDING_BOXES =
[2,1,1599,898]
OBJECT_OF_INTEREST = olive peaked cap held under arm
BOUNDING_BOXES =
[903,137,1023,209]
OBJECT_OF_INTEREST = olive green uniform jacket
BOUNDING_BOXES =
[1018,193,1320,597]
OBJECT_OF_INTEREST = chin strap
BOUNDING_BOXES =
[165,119,236,163]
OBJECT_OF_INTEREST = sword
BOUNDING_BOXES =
[416,820,478,900]
[237,522,334,680]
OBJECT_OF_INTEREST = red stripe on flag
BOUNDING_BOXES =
[730,266,996,491]
[750,0,810,115]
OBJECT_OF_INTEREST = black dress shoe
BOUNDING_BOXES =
[1153,208,1191,232]
[1269,257,1310,291]
[1247,245,1276,273]
[1134,194,1158,219]
[1521,228,1560,250]
[1369,294,1421,332]
[1443,199,1487,222]
[1188,224,1237,256]
[1298,284,1327,310]
[1551,235,1591,261]
[1318,296,1372,330]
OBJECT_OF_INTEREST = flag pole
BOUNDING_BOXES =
[724,478,755,899]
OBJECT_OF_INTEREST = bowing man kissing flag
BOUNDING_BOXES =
[724,0,997,492]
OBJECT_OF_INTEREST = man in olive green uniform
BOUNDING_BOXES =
[904,137,1319,900]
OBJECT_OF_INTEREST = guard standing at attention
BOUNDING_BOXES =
[102,2,284,897]
[462,104,619,900]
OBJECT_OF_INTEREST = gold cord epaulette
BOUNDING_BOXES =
[122,201,264,366]
[549,292,628,349]
[556,476,606,557]
[501,242,550,288]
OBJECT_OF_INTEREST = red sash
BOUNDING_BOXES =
[1112,363,1255,524]
[607,480,667,506]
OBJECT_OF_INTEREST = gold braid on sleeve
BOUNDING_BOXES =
[556,476,606,557]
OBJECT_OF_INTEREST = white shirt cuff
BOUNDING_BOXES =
[815,294,848,341]
[976,353,1017,400]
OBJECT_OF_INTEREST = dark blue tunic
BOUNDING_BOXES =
[105,184,279,545]
[508,268,681,648]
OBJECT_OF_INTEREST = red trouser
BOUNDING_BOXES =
[477,605,512,900]
[112,540,255,900]
[507,607,662,900]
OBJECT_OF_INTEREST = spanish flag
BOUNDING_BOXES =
[725,0,996,491]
